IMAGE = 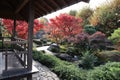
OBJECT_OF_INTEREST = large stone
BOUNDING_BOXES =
[47,43,60,53]
[56,54,73,61]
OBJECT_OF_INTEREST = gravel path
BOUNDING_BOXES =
[32,60,60,80]
[36,46,58,55]
[33,46,60,80]
[36,46,52,54]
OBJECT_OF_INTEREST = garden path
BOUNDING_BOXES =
[33,60,59,80]
[33,46,60,80]
[36,46,52,55]
[36,46,58,55]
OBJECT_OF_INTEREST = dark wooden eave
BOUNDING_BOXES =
[0,0,89,21]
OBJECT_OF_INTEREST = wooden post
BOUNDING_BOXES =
[27,74,32,80]
[11,17,16,49]
[13,18,16,38]
[27,0,34,71]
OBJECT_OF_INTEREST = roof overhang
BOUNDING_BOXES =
[0,0,89,21]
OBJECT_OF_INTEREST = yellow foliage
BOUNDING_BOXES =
[89,0,120,36]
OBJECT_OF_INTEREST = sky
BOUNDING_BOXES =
[42,0,108,20]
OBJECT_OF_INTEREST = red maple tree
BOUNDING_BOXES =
[44,13,83,43]
[2,19,44,39]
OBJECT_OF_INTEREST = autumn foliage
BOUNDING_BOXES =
[2,19,44,39]
[44,13,83,43]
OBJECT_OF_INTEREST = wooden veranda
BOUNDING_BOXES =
[0,0,89,80]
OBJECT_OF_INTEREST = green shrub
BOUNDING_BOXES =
[52,64,87,80]
[108,28,120,44]
[66,47,78,56]
[77,7,93,26]
[59,44,68,53]
[33,39,42,46]
[96,50,120,63]
[33,50,87,80]
[50,47,59,53]
[33,50,120,80]
[33,50,73,67]
[79,51,98,69]
[69,10,77,16]
[84,25,96,35]
[33,50,61,67]
[90,0,120,36]
[87,62,120,80]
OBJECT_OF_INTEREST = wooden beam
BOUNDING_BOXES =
[0,11,13,15]
[35,11,41,18]
[5,0,27,20]
[35,5,45,15]
[5,0,15,11]
[27,0,34,71]
[77,0,89,2]
[19,12,28,21]
[15,54,26,67]
[41,0,54,11]
[0,11,14,19]
[35,7,44,17]
[35,2,48,14]
[50,0,61,9]
[15,0,29,14]
[61,0,67,6]
[16,14,25,20]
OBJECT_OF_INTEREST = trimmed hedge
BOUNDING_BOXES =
[52,64,87,80]
[87,62,120,80]
[97,50,120,63]
[33,50,87,80]
[33,50,120,80]
[33,50,61,68]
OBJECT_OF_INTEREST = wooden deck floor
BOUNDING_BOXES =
[0,52,38,80]
[0,53,4,75]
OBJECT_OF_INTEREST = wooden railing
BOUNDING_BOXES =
[3,37,28,70]
[0,37,12,51]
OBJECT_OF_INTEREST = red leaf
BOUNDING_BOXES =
[2,19,44,39]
